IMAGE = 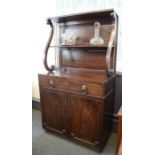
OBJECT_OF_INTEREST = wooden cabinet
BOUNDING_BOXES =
[38,9,118,151]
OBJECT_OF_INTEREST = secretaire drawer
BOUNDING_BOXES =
[38,75,104,97]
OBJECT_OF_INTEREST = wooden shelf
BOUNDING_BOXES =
[50,9,114,23]
[50,44,113,48]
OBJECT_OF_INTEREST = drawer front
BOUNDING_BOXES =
[39,75,104,97]
[39,76,66,89]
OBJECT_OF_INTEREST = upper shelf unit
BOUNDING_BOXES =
[50,9,115,23]
[44,9,118,77]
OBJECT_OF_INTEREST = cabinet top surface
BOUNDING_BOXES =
[50,9,115,23]
[39,68,109,84]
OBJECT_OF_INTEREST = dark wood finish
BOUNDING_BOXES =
[43,19,55,72]
[117,106,122,155]
[43,10,118,77]
[117,142,122,155]
[60,49,107,70]
[105,13,118,76]
[114,73,122,114]
[39,74,104,97]
[113,14,119,75]
[39,9,118,151]
[50,9,114,23]
[40,88,68,135]
[50,44,113,48]
[57,15,116,75]
[69,94,102,146]
[60,21,113,45]
[38,73,116,151]
[46,67,108,84]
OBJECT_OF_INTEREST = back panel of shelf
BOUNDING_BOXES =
[59,48,107,70]
[58,17,114,45]
[58,17,114,71]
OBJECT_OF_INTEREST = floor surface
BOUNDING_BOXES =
[32,109,117,155]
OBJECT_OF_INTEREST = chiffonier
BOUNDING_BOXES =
[38,9,118,151]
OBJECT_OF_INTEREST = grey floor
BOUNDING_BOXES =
[32,109,117,155]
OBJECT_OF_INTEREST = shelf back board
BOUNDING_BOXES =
[59,49,107,70]
[59,20,113,45]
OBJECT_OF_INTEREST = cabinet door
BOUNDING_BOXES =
[69,94,103,146]
[40,88,68,135]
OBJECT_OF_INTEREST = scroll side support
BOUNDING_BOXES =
[105,12,118,77]
[113,14,119,75]
[43,18,55,72]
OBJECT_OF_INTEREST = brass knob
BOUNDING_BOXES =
[49,80,54,87]
[81,85,87,94]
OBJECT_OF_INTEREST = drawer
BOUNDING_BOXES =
[39,75,104,97]
[39,76,68,91]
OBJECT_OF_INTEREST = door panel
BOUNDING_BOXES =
[40,88,67,134]
[69,94,102,145]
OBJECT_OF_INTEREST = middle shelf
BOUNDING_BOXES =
[49,44,113,49]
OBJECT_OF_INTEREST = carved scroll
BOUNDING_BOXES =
[105,12,118,77]
[43,18,55,72]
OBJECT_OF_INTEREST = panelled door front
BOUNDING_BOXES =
[69,94,103,147]
[40,88,68,135]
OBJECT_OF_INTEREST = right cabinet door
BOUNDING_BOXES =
[69,94,103,147]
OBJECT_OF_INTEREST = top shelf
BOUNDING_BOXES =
[50,9,115,23]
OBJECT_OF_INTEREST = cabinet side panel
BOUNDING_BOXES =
[102,89,115,144]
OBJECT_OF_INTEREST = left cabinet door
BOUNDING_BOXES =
[40,88,68,135]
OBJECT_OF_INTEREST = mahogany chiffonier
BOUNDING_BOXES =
[38,9,118,151]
